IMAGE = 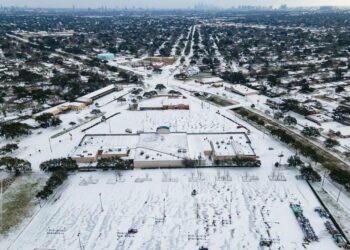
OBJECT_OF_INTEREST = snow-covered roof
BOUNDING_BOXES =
[199,77,223,84]
[333,126,350,137]
[76,84,117,103]
[227,84,258,95]
[135,133,189,162]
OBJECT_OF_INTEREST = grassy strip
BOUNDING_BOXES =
[0,175,46,235]
[235,107,350,192]
[204,95,234,107]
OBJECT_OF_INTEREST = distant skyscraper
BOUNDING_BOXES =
[280,4,288,10]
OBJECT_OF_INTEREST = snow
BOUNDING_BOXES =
[1,23,350,250]
[2,169,338,250]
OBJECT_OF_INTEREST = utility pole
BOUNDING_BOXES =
[49,138,53,153]
[77,232,83,250]
[337,186,343,203]
[108,121,111,134]
[322,170,329,187]
[163,198,166,221]
[1,180,2,232]
[99,193,104,212]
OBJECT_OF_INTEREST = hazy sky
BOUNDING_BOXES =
[0,0,349,9]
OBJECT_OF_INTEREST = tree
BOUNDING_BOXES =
[301,126,320,138]
[35,113,62,127]
[283,116,297,126]
[51,117,62,127]
[35,113,53,125]
[300,83,314,93]
[0,143,18,155]
[329,168,350,191]
[335,86,345,93]
[287,155,303,168]
[324,138,340,148]
[155,84,166,91]
[273,111,284,120]
[267,74,279,86]
[40,158,78,172]
[221,71,246,84]
[300,165,321,182]
[182,158,198,168]
[36,169,68,200]
[0,122,31,139]
[0,156,31,175]
[96,157,132,170]
[333,105,350,121]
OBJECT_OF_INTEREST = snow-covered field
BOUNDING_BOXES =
[3,168,338,250]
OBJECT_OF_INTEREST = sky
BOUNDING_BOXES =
[0,0,349,9]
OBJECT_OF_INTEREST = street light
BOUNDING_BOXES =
[322,169,330,187]
[99,193,104,212]
[49,138,53,153]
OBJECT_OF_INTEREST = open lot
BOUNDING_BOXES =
[2,169,338,250]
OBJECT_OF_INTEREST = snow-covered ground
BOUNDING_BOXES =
[1,31,350,249]
[2,168,338,250]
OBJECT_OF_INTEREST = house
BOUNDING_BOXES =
[96,53,114,61]
[197,77,223,85]
[306,114,333,126]
[266,98,285,109]
[330,126,350,138]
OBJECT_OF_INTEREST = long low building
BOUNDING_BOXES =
[76,84,123,104]
[225,84,258,96]
[32,102,86,118]
[72,129,257,168]
[139,96,190,110]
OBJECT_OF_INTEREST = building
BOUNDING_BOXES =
[306,114,333,126]
[225,84,258,96]
[139,96,190,111]
[76,84,122,104]
[72,130,257,168]
[197,77,223,85]
[73,135,139,164]
[32,102,86,119]
[163,98,190,110]
[96,53,114,61]
[330,126,350,138]
[266,98,285,109]
[156,126,171,134]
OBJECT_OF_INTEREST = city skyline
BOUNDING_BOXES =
[0,0,349,9]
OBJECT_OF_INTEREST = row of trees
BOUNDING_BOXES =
[287,155,321,182]
[37,158,78,200]
[35,113,62,127]
[0,122,31,139]
[37,157,133,200]
[0,156,31,176]
[237,108,350,191]
[96,157,133,170]
[0,143,18,155]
